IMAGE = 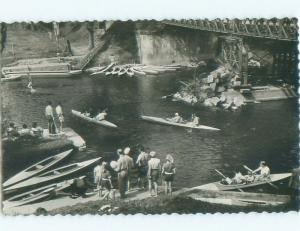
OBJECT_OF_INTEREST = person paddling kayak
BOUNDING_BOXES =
[167,112,183,123]
[94,109,108,121]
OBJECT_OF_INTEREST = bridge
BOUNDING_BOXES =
[163,19,298,85]
[163,18,298,42]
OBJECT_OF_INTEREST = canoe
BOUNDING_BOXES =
[91,63,115,75]
[132,68,146,75]
[195,173,292,191]
[185,189,290,207]
[4,157,101,192]
[4,177,84,208]
[71,109,118,128]
[118,68,127,76]
[111,66,120,75]
[141,115,220,131]
[1,74,22,82]
[3,149,73,188]
[126,68,134,77]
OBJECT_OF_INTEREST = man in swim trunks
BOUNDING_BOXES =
[162,154,176,195]
[147,151,161,197]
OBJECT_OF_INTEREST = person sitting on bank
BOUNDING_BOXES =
[95,109,107,121]
[253,161,270,179]
[162,154,176,195]
[7,122,20,140]
[30,122,43,137]
[18,124,31,136]
[148,151,161,197]
[168,113,183,123]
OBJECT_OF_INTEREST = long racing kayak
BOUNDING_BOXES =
[141,115,220,131]
[4,157,101,192]
[195,173,292,191]
[71,110,118,128]
[3,149,73,188]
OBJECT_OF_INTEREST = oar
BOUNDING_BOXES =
[215,169,243,192]
[243,165,279,190]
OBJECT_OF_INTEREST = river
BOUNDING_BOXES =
[1,71,299,189]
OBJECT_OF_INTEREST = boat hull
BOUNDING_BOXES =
[71,110,117,128]
[141,115,220,131]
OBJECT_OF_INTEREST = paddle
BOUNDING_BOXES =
[215,169,243,192]
[243,165,279,190]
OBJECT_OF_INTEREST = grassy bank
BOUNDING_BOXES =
[48,195,297,215]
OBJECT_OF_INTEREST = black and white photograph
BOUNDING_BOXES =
[0,18,299,216]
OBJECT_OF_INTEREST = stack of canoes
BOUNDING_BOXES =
[3,148,101,207]
[89,63,183,78]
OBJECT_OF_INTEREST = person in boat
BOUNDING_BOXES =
[95,109,108,121]
[55,102,64,133]
[123,147,134,191]
[115,148,130,199]
[148,151,161,197]
[98,162,114,200]
[232,172,246,184]
[45,101,56,134]
[168,112,183,123]
[30,122,43,137]
[253,161,270,179]
[136,146,150,189]
[162,154,176,195]
[245,171,255,183]
[7,122,20,140]
[18,124,31,136]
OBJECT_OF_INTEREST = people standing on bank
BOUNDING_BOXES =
[115,148,129,199]
[45,101,56,134]
[98,162,113,200]
[55,102,64,133]
[136,147,150,189]
[162,154,176,195]
[93,160,102,197]
[148,151,161,197]
[124,147,134,191]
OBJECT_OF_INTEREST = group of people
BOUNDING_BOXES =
[93,147,176,200]
[45,101,64,134]
[6,122,44,140]
[167,112,200,126]
[221,161,271,185]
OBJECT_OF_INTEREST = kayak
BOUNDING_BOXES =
[141,115,220,131]
[4,157,101,192]
[111,66,121,75]
[91,63,115,75]
[118,68,127,76]
[195,173,292,191]
[1,74,22,82]
[3,149,73,188]
[71,109,118,128]
[126,68,134,77]
[4,176,84,208]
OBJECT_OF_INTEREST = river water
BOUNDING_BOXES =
[1,71,299,189]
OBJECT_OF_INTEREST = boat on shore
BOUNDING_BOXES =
[71,109,118,128]
[195,173,292,191]
[1,74,23,82]
[141,115,220,131]
[4,176,84,208]
[4,157,101,192]
[3,149,73,188]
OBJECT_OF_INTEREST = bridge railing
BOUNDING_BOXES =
[163,18,298,41]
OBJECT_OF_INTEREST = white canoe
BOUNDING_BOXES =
[141,115,220,131]
[4,157,101,192]
[71,109,118,128]
[1,74,22,82]
[91,63,115,75]
[195,173,292,191]
[4,177,84,208]
[3,149,73,188]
